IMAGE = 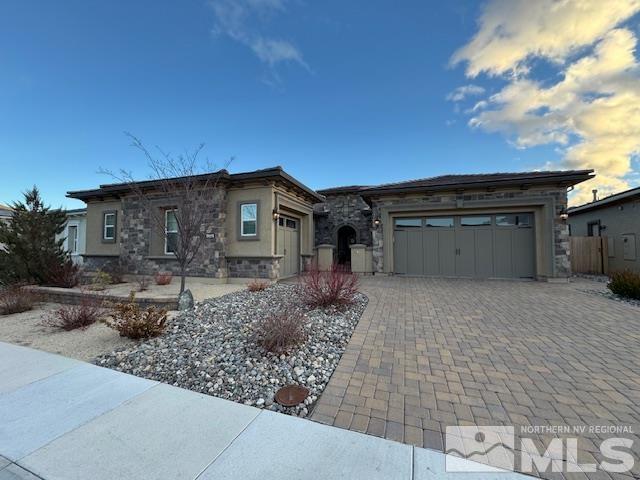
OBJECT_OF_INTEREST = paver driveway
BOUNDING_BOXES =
[311,277,640,479]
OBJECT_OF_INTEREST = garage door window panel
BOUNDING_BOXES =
[426,217,454,228]
[461,216,491,226]
[395,218,422,228]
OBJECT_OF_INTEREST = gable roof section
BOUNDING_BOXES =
[316,185,370,195]
[67,166,324,203]
[359,170,595,196]
[568,186,640,215]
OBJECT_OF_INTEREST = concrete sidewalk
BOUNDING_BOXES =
[0,342,528,480]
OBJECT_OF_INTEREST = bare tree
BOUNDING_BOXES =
[100,133,232,294]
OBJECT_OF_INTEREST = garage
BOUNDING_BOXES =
[393,213,535,278]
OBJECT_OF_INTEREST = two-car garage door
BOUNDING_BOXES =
[393,213,535,279]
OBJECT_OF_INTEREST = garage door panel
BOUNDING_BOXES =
[455,229,475,277]
[493,230,513,278]
[475,229,494,278]
[394,230,408,275]
[422,230,439,275]
[438,230,455,276]
[513,228,535,278]
[406,230,423,276]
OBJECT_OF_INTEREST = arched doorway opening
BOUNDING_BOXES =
[336,225,357,268]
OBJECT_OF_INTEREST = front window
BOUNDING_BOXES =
[241,203,257,236]
[103,212,116,240]
[68,225,78,253]
[165,209,178,254]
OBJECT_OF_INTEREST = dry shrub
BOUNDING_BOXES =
[87,270,112,291]
[247,279,270,292]
[43,297,104,330]
[102,258,127,284]
[154,271,173,286]
[255,308,307,353]
[104,293,167,339]
[300,263,359,310]
[45,260,81,288]
[0,285,35,315]
[608,270,640,300]
[136,274,150,292]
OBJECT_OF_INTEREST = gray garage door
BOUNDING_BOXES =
[393,213,535,278]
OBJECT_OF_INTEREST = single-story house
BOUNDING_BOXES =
[68,167,594,282]
[568,186,640,273]
[55,208,87,265]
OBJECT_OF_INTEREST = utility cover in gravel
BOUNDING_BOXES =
[96,284,367,417]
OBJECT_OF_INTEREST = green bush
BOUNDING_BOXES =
[607,270,640,300]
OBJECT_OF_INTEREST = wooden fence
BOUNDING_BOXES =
[570,236,609,275]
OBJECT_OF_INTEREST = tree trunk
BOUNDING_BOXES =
[179,266,186,294]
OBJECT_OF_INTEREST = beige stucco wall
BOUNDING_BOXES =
[85,199,122,256]
[226,186,275,257]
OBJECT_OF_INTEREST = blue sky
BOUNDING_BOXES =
[1,1,639,208]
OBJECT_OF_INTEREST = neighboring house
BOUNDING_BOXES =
[568,186,640,273]
[0,204,12,225]
[68,167,593,282]
[56,208,87,265]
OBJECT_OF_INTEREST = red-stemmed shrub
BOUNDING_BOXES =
[0,285,35,315]
[255,307,307,353]
[45,260,81,288]
[299,263,359,310]
[154,271,173,285]
[608,270,640,300]
[43,297,104,330]
[247,279,270,292]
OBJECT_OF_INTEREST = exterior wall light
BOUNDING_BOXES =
[373,218,381,227]
[273,210,280,221]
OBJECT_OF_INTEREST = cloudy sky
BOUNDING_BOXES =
[1,0,639,207]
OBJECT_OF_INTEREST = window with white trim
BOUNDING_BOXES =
[103,213,116,240]
[165,209,178,254]
[240,203,257,237]
[68,225,78,253]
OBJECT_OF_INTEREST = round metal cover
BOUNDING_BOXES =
[275,384,309,407]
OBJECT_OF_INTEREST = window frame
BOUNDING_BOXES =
[238,201,260,240]
[102,211,117,243]
[68,225,78,253]
[164,209,179,255]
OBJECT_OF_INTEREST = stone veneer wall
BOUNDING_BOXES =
[226,257,280,280]
[314,193,373,247]
[370,187,570,277]
[85,187,227,278]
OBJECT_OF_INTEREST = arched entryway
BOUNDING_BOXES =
[336,225,357,267]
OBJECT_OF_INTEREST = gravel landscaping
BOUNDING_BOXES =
[96,284,367,417]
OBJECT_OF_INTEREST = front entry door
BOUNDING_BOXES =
[277,216,299,277]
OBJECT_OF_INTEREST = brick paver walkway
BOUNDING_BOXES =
[311,277,640,479]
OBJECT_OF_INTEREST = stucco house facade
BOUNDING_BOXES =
[55,208,87,265]
[69,167,593,282]
[568,186,640,273]
[68,167,322,282]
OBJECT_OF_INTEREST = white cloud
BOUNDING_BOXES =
[446,84,485,102]
[208,0,308,78]
[451,1,640,205]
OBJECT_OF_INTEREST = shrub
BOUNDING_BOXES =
[42,297,104,330]
[102,258,127,284]
[154,271,173,286]
[608,270,640,300]
[136,274,150,292]
[247,279,270,292]
[0,285,35,315]
[45,260,81,288]
[255,308,307,354]
[87,270,112,291]
[104,293,167,339]
[299,263,359,309]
